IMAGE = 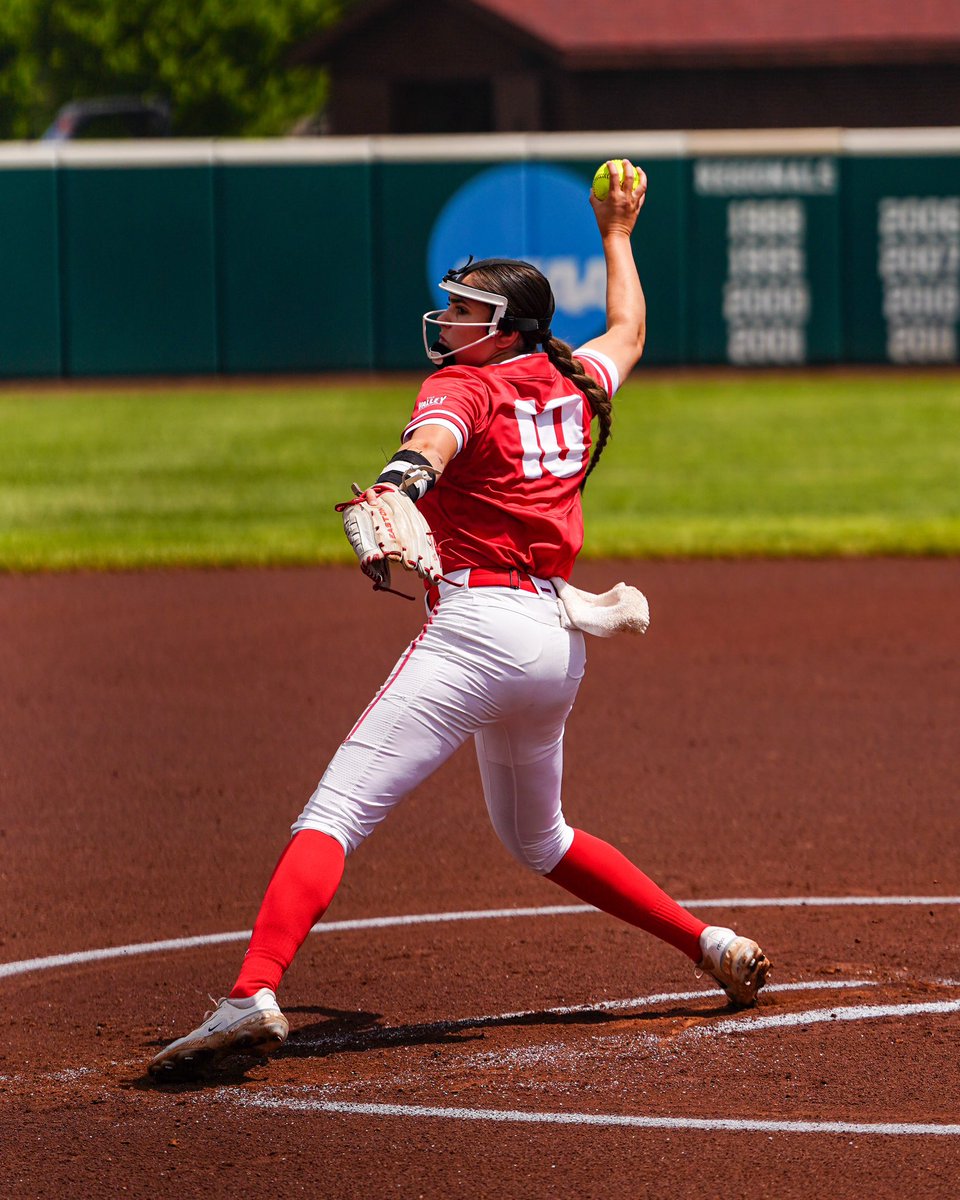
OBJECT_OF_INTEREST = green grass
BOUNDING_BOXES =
[591,372,960,557]
[0,372,957,569]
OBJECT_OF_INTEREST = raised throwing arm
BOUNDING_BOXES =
[578,160,647,383]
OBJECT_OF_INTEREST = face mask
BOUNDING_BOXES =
[421,279,508,366]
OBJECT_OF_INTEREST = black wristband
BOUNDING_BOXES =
[376,449,437,501]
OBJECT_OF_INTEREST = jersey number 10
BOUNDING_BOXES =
[514,395,588,480]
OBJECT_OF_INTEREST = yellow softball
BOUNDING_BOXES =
[592,159,641,200]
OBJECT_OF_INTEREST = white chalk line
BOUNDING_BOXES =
[2,894,959,981]
[487,976,879,1022]
[236,973,960,1138]
[287,978,881,1053]
[289,979,960,1055]
[704,995,960,1034]
[238,1097,960,1138]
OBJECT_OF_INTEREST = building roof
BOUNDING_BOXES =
[300,0,960,68]
[482,0,960,65]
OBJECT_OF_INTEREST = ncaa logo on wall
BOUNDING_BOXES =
[428,164,604,346]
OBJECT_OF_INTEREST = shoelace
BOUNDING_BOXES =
[202,995,227,1022]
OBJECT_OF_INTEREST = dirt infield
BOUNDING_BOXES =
[1,559,958,1198]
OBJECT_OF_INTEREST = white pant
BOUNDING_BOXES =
[293,580,586,874]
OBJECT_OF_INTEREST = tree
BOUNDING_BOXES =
[0,0,349,138]
[0,1,45,138]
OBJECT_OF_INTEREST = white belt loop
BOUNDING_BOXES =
[529,575,556,600]
[437,568,470,601]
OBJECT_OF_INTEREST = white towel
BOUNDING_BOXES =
[550,578,650,637]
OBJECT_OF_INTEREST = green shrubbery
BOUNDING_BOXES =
[0,0,347,139]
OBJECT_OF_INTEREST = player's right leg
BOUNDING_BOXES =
[546,830,771,1003]
[473,606,771,1006]
[695,925,772,1006]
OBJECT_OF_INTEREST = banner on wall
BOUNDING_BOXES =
[690,156,842,365]
[843,155,960,364]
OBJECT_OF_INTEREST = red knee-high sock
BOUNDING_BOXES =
[230,830,345,998]
[546,828,706,961]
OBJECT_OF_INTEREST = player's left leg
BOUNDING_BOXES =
[229,828,345,998]
[150,613,489,1079]
[148,829,343,1079]
[230,614,494,1001]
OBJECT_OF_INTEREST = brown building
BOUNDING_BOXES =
[295,0,960,135]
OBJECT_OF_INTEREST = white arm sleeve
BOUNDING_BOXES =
[573,347,621,398]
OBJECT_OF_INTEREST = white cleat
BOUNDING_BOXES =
[149,988,288,1080]
[697,926,771,1007]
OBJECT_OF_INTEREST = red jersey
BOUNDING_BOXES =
[402,348,619,581]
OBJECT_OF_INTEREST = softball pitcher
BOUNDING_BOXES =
[149,160,770,1079]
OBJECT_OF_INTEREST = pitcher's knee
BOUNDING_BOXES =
[290,810,359,856]
[495,821,574,875]
[292,784,371,855]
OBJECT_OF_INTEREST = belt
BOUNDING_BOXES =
[465,567,540,593]
[426,567,553,610]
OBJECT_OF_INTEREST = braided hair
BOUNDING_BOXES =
[459,258,613,490]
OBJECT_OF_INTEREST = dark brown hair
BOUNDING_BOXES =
[462,258,612,489]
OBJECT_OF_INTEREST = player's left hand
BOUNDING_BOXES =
[336,483,445,596]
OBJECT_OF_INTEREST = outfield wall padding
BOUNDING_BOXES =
[59,165,218,375]
[0,132,958,377]
[0,165,61,376]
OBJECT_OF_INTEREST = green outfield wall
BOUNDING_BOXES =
[1,130,958,377]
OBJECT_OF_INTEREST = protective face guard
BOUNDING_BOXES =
[422,279,509,365]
